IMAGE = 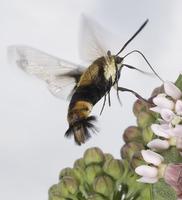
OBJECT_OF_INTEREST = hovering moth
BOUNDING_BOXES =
[8,16,162,145]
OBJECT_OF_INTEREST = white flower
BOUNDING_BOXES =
[164,81,182,100]
[135,150,164,184]
[148,125,182,151]
[135,80,182,185]
[151,81,182,127]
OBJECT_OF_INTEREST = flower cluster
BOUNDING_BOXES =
[149,81,182,153]
[134,81,182,199]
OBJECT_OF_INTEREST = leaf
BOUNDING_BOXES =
[175,74,182,91]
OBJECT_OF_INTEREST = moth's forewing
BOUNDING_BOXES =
[8,45,85,100]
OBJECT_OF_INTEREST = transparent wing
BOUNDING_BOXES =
[8,45,85,100]
[8,45,85,81]
[79,15,108,62]
[47,76,76,100]
[79,15,126,63]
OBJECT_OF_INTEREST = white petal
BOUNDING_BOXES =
[172,125,182,137]
[175,100,182,115]
[164,81,182,100]
[135,165,158,178]
[141,150,164,166]
[137,176,158,184]
[160,109,175,122]
[151,124,170,138]
[153,96,174,110]
[147,139,170,150]
[150,106,161,113]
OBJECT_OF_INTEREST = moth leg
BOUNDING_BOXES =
[117,86,148,103]
[114,66,122,106]
[108,91,111,106]
[100,94,107,115]
[107,77,113,107]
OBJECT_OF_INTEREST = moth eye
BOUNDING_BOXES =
[115,56,122,64]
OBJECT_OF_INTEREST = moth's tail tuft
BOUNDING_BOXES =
[65,116,97,145]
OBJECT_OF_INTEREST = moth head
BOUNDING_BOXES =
[115,56,123,69]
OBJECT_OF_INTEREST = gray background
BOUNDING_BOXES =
[1,0,182,199]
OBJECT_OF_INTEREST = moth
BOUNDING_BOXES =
[8,16,162,145]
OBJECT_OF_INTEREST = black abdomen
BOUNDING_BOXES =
[69,79,111,109]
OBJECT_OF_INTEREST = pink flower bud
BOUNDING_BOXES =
[164,81,182,100]
[141,150,164,166]
[164,164,182,198]
[147,139,170,150]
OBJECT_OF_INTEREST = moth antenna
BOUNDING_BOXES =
[116,19,149,55]
[122,50,163,82]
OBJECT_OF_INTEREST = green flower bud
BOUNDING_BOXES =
[104,153,113,161]
[83,147,105,166]
[103,158,124,180]
[137,111,155,128]
[85,164,103,185]
[73,158,85,169]
[133,99,149,117]
[123,126,142,143]
[93,175,114,198]
[72,167,85,184]
[88,193,107,200]
[48,184,62,199]
[142,126,154,144]
[59,168,74,180]
[130,152,145,169]
[57,176,79,197]
[120,142,144,161]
